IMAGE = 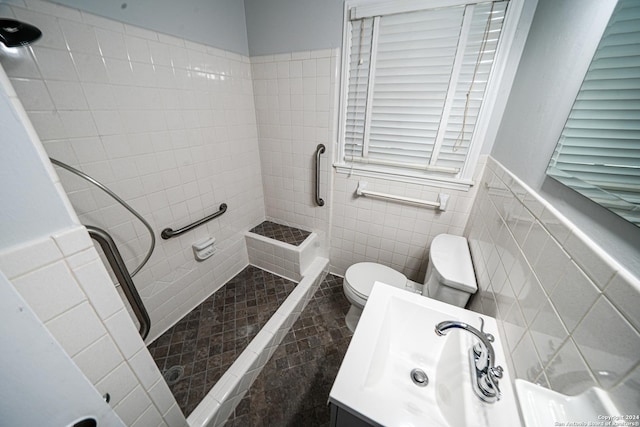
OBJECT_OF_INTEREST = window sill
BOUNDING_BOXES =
[333,162,475,191]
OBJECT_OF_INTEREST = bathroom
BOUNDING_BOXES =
[0,0,638,425]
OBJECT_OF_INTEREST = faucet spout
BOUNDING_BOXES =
[435,318,502,403]
[435,320,495,370]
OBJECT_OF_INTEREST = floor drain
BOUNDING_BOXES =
[163,365,184,385]
[410,368,429,387]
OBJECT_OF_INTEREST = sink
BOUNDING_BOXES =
[515,379,619,427]
[329,282,521,427]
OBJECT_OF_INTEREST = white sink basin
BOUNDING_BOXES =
[329,282,521,427]
[515,379,619,427]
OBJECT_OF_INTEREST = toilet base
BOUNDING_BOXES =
[345,305,363,333]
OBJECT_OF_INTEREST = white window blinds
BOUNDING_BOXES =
[343,0,508,179]
[547,0,640,224]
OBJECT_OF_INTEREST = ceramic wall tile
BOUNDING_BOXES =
[550,261,600,333]
[545,338,597,395]
[113,386,153,426]
[604,269,640,332]
[573,296,640,388]
[1,0,264,346]
[465,157,640,399]
[95,362,138,408]
[11,260,86,322]
[608,364,640,414]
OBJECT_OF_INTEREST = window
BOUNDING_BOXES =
[547,0,640,227]
[337,0,511,188]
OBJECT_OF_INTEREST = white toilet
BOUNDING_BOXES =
[342,234,478,332]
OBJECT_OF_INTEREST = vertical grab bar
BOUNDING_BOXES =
[87,225,150,340]
[315,144,326,207]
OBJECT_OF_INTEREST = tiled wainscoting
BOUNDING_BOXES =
[330,157,487,282]
[0,0,264,342]
[465,157,640,412]
[0,226,185,426]
[250,49,338,242]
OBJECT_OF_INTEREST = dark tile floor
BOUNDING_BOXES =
[249,221,311,246]
[147,266,297,416]
[226,273,353,427]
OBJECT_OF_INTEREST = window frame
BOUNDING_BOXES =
[334,0,528,191]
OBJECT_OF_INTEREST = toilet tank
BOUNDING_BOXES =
[423,234,477,307]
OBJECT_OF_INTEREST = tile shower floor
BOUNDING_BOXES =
[249,220,311,246]
[147,266,297,416]
[227,273,353,426]
[148,266,354,424]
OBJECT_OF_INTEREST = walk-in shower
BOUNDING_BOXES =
[1,10,333,425]
[1,18,155,337]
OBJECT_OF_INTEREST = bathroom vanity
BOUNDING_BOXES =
[328,282,521,427]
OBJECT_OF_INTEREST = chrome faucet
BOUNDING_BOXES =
[435,317,503,403]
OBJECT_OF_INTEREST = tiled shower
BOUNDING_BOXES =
[0,0,265,342]
[1,0,639,425]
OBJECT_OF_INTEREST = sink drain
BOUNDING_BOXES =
[163,365,184,385]
[410,368,429,387]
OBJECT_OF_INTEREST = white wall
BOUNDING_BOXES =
[490,0,640,277]
[16,0,251,55]
[465,157,640,412]
[0,0,265,342]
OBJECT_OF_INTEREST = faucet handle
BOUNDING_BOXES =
[490,366,503,379]
[478,317,495,341]
[473,317,495,359]
[487,366,503,401]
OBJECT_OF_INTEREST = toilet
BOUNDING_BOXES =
[342,234,478,332]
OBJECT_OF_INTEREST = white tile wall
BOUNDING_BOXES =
[0,0,265,342]
[250,49,338,251]
[330,157,487,281]
[0,226,187,426]
[465,157,640,411]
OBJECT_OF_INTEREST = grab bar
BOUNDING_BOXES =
[161,203,227,239]
[356,181,450,211]
[50,157,155,277]
[87,225,150,340]
[315,144,326,206]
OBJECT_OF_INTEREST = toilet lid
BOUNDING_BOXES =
[429,234,477,293]
[345,262,407,299]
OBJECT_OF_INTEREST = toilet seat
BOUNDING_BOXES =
[344,262,407,302]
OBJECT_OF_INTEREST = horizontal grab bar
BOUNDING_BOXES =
[161,203,227,239]
[356,181,449,211]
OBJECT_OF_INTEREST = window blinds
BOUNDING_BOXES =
[343,1,507,177]
[548,0,640,223]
